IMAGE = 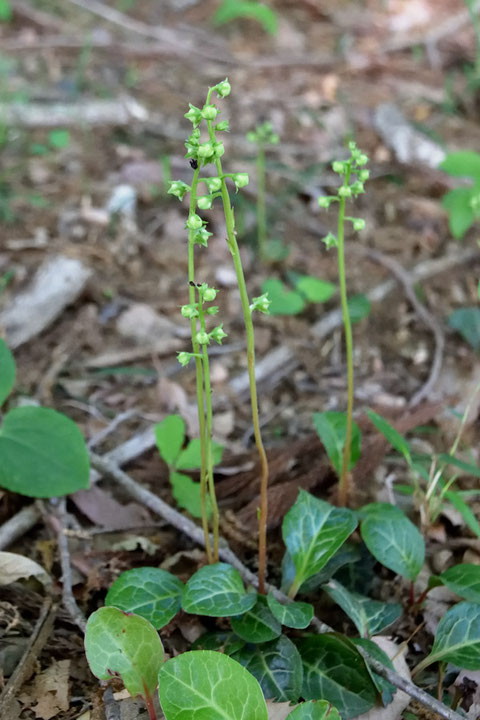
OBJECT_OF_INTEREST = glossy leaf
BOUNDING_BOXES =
[158,650,268,720]
[267,593,313,629]
[282,544,362,594]
[231,595,281,643]
[85,607,163,702]
[155,415,185,466]
[297,634,378,719]
[352,638,396,705]
[176,438,224,469]
[295,276,336,304]
[170,471,210,518]
[287,701,341,720]
[182,563,257,617]
[282,490,357,596]
[448,308,480,350]
[0,339,15,406]
[323,579,402,638]
[233,635,303,702]
[312,411,361,474]
[366,410,411,463]
[360,503,424,580]
[440,564,480,603]
[0,407,90,497]
[105,567,184,629]
[415,602,480,672]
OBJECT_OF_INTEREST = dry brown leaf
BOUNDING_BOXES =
[0,552,50,588]
[266,700,295,720]
[31,660,70,720]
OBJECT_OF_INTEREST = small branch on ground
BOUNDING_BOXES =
[56,498,87,633]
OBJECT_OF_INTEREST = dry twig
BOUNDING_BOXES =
[56,498,87,632]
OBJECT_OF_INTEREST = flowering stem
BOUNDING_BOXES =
[337,167,354,507]
[187,167,213,563]
[256,143,267,260]
[197,289,220,561]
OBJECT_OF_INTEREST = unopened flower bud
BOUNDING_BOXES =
[233,172,249,190]
[197,142,214,159]
[250,293,271,314]
[197,195,213,210]
[193,227,211,247]
[195,331,210,345]
[206,306,219,315]
[358,169,370,182]
[350,181,364,195]
[184,104,202,127]
[321,232,337,249]
[186,214,203,230]
[352,218,366,231]
[318,196,333,209]
[213,141,225,158]
[356,153,368,166]
[210,325,227,344]
[205,177,222,193]
[202,104,218,120]
[168,180,190,200]
[203,287,217,302]
[215,79,231,98]
[177,351,193,367]
[332,161,347,175]
[215,120,229,132]
[181,304,198,319]
[338,186,352,198]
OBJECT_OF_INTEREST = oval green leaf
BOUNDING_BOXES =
[360,503,424,581]
[170,471,211,518]
[312,411,361,475]
[0,339,15,406]
[105,567,184,629]
[415,602,480,672]
[158,650,268,720]
[176,438,224,470]
[287,700,341,720]
[154,415,185,466]
[297,634,378,719]
[282,490,357,596]
[266,593,313,629]
[182,562,257,617]
[295,276,336,304]
[440,564,480,603]
[233,635,303,702]
[85,606,164,702]
[0,406,90,497]
[231,594,281,643]
[323,579,402,638]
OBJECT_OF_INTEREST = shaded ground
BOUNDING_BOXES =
[1,1,480,718]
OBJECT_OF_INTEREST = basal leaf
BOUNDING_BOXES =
[154,415,185,466]
[312,411,361,475]
[170,471,211,518]
[323,579,402,638]
[85,607,164,702]
[360,503,424,580]
[182,563,257,617]
[352,638,396,705]
[266,593,313,629]
[286,700,341,720]
[448,307,480,350]
[295,276,336,304]
[415,602,480,672]
[261,278,305,316]
[366,410,411,464]
[105,567,184,629]
[231,594,282,643]
[281,544,362,594]
[176,438,224,469]
[282,490,357,596]
[297,634,378,719]
[233,635,303,702]
[440,564,480,603]
[158,650,268,720]
[0,406,90,497]
[0,338,15,406]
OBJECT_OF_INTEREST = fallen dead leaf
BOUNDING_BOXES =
[28,660,70,720]
[266,700,295,720]
[0,552,51,589]
[356,637,410,720]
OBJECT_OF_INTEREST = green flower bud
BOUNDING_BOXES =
[197,142,214,159]
[186,213,203,230]
[168,180,190,200]
[193,227,211,247]
[204,176,222,193]
[357,169,370,182]
[348,140,357,153]
[321,232,337,249]
[352,218,366,231]
[206,306,219,315]
[350,181,364,195]
[250,293,271,314]
[233,172,249,190]
[197,195,213,210]
[195,330,210,345]
[215,79,231,98]
[338,186,352,198]
[202,104,218,120]
[356,153,369,166]
[213,141,225,158]
[215,120,229,132]
[246,130,257,143]
[202,286,217,302]
[177,351,193,367]
[184,104,202,127]
[332,161,347,175]
[210,324,227,344]
[181,303,199,319]
[318,195,334,209]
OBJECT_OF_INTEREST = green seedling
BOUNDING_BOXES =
[440,150,480,238]
[155,413,223,519]
[246,121,279,260]
[317,142,369,505]
[169,79,270,592]
[213,0,278,35]
[0,338,89,497]
[261,274,336,315]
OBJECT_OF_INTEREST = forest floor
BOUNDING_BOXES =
[1,1,480,718]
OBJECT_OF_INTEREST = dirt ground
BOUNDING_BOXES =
[1,1,480,718]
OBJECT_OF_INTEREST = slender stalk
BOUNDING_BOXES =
[187,167,212,563]
[256,144,267,260]
[205,95,269,593]
[197,291,220,561]
[337,168,354,506]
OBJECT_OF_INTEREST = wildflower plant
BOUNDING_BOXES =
[317,141,369,505]
[247,121,279,260]
[168,79,270,591]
